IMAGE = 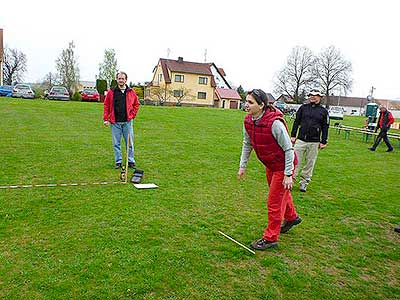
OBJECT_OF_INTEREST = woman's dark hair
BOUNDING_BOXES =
[247,89,276,111]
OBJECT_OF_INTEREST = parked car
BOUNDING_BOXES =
[12,84,35,99]
[0,85,14,97]
[274,102,286,112]
[80,88,100,102]
[328,106,344,120]
[47,86,70,101]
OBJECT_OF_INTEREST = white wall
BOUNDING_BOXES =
[209,65,228,88]
[391,110,400,119]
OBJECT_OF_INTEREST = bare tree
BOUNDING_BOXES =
[42,72,59,90]
[314,45,352,106]
[150,86,172,105]
[273,46,315,103]
[98,49,118,85]
[2,46,27,85]
[56,41,80,93]
[172,87,193,105]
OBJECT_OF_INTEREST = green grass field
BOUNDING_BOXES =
[0,98,399,300]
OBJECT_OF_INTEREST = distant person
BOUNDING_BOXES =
[238,89,301,251]
[103,72,140,168]
[290,89,329,192]
[368,105,394,152]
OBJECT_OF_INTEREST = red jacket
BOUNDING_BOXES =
[378,110,394,129]
[244,109,296,172]
[103,87,140,123]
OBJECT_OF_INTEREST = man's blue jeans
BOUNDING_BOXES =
[110,120,135,164]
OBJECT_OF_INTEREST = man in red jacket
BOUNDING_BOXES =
[103,72,140,168]
[368,105,394,152]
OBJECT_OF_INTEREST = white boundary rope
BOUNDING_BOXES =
[0,181,125,189]
[218,230,256,255]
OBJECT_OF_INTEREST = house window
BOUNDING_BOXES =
[174,90,183,97]
[175,74,184,82]
[198,92,206,99]
[199,77,208,85]
[145,89,150,97]
[158,74,162,83]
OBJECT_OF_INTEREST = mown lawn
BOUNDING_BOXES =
[0,98,399,300]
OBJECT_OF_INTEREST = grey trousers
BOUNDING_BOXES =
[294,140,320,186]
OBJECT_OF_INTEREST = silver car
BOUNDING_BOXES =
[12,84,35,99]
[47,86,70,101]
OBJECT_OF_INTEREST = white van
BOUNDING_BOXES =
[328,106,344,120]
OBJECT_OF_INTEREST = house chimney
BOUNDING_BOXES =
[178,57,183,63]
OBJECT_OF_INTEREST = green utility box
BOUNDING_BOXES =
[365,103,379,128]
[365,103,379,117]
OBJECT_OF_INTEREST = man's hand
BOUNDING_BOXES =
[237,168,246,182]
[103,121,109,127]
[282,175,293,190]
[319,143,327,149]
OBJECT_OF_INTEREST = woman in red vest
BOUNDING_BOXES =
[238,89,302,250]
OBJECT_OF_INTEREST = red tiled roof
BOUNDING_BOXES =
[160,59,171,83]
[216,88,241,100]
[217,68,226,76]
[210,77,216,88]
[159,58,213,84]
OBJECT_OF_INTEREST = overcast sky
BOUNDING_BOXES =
[1,0,399,99]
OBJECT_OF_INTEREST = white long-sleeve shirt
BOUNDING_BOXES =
[239,117,295,176]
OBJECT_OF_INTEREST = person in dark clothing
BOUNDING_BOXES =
[290,89,329,192]
[368,105,394,152]
[103,72,140,169]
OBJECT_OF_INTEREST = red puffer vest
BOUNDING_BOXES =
[244,109,295,172]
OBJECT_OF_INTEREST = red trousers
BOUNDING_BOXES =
[262,168,298,242]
